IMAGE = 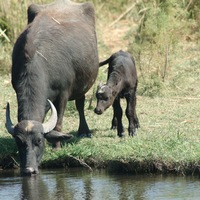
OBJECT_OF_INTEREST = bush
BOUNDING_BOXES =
[0,0,52,74]
[127,0,200,97]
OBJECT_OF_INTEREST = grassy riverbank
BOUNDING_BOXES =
[41,96,200,176]
[1,0,200,176]
[1,74,200,175]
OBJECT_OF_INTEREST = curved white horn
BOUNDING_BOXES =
[42,100,58,134]
[5,102,15,135]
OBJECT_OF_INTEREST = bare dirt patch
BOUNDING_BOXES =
[97,19,134,59]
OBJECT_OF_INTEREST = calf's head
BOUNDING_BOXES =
[5,100,57,176]
[94,83,116,115]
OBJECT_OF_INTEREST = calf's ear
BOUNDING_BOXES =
[97,82,103,90]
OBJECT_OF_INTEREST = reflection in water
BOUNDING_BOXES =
[21,176,49,200]
[0,168,200,200]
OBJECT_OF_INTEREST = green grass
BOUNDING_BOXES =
[40,95,200,175]
[1,0,200,175]
[1,73,200,175]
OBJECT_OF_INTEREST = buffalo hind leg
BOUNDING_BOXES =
[76,95,91,137]
[125,89,139,136]
[113,99,124,137]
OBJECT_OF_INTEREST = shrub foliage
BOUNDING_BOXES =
[127,0,200,96]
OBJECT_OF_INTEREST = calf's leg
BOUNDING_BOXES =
[125,89,139,136]
[113,99,124,137]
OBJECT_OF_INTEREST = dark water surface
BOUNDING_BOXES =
[0,168,199,200]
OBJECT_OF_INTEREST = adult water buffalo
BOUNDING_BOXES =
[5,0,99,176]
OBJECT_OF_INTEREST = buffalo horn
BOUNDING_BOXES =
[5,102,15,135]
[42,99,57,133]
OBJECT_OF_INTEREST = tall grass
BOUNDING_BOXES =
[127,0,200,97]
[1,0,200,96]
[0,0,52,73]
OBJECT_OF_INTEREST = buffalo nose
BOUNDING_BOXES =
[22,167,38,176]
[94,108,102,115]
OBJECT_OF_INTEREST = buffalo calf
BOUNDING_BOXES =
[94,50,139,137]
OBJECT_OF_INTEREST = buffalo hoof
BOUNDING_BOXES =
[129,130,137,137]
[77,133,92,138]
[111,125,117,130]
[118,132,125,137]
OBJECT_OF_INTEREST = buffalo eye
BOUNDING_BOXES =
[96,93,101,99]
[97,93,108,101]
[34,138,42,146]
[101,94,109,101]
[38,138,42,145]
[104,97,108,101]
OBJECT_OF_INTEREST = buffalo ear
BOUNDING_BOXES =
[97,82,103,90]
[44,130,73,144]
[27,4,47,24]
[27,4,41,24]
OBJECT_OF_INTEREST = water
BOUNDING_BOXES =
[0,168,199,200]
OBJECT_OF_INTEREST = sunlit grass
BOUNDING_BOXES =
[0,0,200,175]
[1,72,200,174]
[41,95,200,175]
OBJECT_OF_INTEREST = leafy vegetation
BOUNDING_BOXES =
[126,0,200,97]
[0,0,200,175]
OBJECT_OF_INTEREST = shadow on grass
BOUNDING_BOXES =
[0,137,19,169]
[60,129,100,146]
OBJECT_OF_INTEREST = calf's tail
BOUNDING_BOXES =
[99,57,110,67]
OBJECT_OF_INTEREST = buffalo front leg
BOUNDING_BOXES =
[45,96,73,149]
[75,95,91,137]
[113,99,124,137]
[125,90,139,136]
